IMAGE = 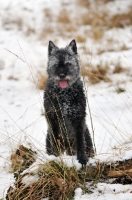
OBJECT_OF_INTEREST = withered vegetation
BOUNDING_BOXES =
[7,145,132,200]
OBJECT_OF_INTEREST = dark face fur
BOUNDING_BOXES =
[47,40,80,89]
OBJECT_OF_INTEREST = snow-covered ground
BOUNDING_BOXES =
[0,0,132,199]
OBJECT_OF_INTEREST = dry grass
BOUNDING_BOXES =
[56,24,77,38]
[97,48,106,55]
[110,7,132,28]
[6,159,92,200]
[79,3,132,30]
[81,63,110,84]
[16,18,23,31]
[113,61,129,74]
[7,145,132,199]
[65,24,77,32]
[81,60,130,85]
[3,0,132,43]
[116,87,125,94]
[77,0,90,7]
[37,74,47,90]
[44,8,52,19]
[25,27,35,36]
[76,34,86,43]
[3,17,23,31]
[120,44,129,51]
[91,28,104,40]
[97,43,129,55]
[7,75,18,81]
[78,0,114,6]
[57,9,71,24]
[12,0,131,44]
[80,9,109,28]
[10,145,36,173]
[39,27,53,40]
[102,0,114,3]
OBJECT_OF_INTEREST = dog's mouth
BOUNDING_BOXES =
[59,80,68,89]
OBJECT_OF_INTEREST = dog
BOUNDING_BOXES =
[44,39,94,166]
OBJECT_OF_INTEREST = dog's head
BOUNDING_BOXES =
[47,40,80,89]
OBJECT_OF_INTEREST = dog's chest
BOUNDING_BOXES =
[57,89,80,117]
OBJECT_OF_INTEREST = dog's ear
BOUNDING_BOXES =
[67,39,77,54]
[48,41,58,56]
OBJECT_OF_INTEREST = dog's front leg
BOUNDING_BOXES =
[76,120,88,166]
[45,110,61,156]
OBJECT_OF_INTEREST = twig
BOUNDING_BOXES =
[4,48,25,63]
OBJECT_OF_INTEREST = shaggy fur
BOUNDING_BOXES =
[44,40,94,165]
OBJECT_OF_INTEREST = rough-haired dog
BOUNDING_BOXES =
[44,39,94,166]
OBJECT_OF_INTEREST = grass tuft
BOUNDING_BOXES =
[6,159,92,200]
[77,0,90,7]
[76,34,86,43]
[37,74,47,90]
[81,63,110,84]
[39,27,53,40]
[58,9,71,24]
[6,145,132,199]
[111,7,132,28]
[91,28,104,40]
[10,145,36,173]
[116,87,125,94]
[113,61,129,74]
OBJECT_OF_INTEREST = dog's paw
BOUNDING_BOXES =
[78,154,88,166]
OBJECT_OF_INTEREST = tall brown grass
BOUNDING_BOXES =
[81,63,110,84]
[57,9,71,24]
[37,74,47,90]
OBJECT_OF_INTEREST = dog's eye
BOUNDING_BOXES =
[65,62,71,67]
[54,64,58,68]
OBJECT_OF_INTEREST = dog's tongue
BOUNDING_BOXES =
[59,80,68,88]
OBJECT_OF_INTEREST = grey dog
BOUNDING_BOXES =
[44,39,94,166]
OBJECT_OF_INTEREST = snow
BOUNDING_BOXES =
[0,0,132,199]
[74,183,132,200]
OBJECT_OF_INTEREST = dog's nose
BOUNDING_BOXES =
[59,73,65,79]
